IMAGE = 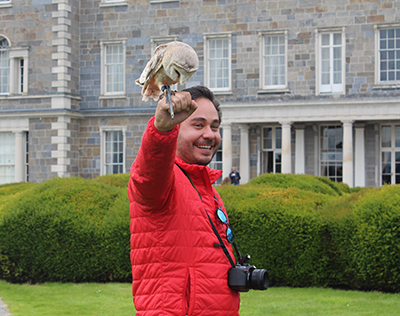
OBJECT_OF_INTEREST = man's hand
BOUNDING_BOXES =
[154,91,198,132]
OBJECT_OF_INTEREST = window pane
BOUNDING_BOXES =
[263,35,285,88]
[382,126,391,147]
[395,126,400,147]
[0,47,10,94]
[320,126,343,182]
[382,152,391,175]
[379,28,400,83]
[395,152,400,174]
[0,132,15,185]
[263,128,272,149]
[333,33,342,45]
[276,127,282,149]
[208,38,230,90]
[104,131,124,174]
[321,34,330,46]
[105,44,123,93]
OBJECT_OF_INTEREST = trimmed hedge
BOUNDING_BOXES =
[217,176,400,293]
[0,173,399,293]
[0,176,131,283]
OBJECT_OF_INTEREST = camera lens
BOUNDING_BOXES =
[250,268,269,290]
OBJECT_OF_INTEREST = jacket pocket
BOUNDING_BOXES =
[183,268,195,316]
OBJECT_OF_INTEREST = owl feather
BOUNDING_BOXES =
[136,41,199,102]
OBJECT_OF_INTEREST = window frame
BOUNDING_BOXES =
[0,132,15,185]
[100,126,126,176]
[261,126,282,174]
[319,125,343,183]
[259,30,288,92]
[315,27,346,95]
[380,123,400,185]
[204,33,232,94]
[100,40,126,98]
[149,0,179,3]
[0,36,30,96]
[0,36,10,95]
[0,0,12,9]
[9,47,29,95]
[209,128,223,185]
[99,0,128,7]
[374,24,400,88]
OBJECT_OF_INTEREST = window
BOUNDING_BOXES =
[100,40,126,97]
[0,37,9,95]
[9,50,29,95]
[381,124,400,185]
[25,132,29,182]
[261,127,282,174]
[320,126,343,182]
[150,0,179,3]
[377,28,400,85]
[209,128,223,185]
[260,31,287,90]
[99,0,127,7]
[100,128,126,175]
[18,59,24,93]
[204,34,231,93]
[0,37,29,95]
[316,29,345,94]
[0,0,12,8]
[0,132,15,185]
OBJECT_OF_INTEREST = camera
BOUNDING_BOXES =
[228,254,269,292]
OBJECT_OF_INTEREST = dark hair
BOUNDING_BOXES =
[183,85,221,123]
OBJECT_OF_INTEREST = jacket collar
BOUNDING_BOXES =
[175,156,222,185]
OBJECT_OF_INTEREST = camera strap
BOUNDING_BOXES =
[175,163,236,268]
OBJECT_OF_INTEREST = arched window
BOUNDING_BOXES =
[0,37,10,94]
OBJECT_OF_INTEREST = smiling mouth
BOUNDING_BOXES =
[196,145,213,150]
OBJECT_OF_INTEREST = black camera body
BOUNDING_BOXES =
[228,254,269,292]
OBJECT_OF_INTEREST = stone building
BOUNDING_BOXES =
[0,0,399,187]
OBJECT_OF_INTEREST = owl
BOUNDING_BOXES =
[136,41,199,118]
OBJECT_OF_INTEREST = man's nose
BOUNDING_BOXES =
[202,125,215,139]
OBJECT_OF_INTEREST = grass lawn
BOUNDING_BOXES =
[1,280,400,315]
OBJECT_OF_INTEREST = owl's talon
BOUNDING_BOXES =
[161,85,174,119]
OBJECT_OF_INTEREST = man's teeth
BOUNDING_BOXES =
[197,145,212,149]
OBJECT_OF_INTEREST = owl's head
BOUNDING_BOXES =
[163,41,199,85]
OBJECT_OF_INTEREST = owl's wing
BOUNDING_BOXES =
[136,44,168,86]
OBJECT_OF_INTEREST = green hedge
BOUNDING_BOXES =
[0,176,131,283]
[217,175,400,293]
[0,173,399,293]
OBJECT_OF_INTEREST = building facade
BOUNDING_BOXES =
[0,0,400,187]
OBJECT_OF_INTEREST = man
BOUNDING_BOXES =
[128,86,240,316]
[229,167,241,185]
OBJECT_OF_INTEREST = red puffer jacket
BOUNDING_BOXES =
[128,117,240,316]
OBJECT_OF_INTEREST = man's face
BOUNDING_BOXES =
[176,97,221,166]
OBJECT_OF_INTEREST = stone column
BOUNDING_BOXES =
[238,124,250,184]
[52,0,72,94]
[295,125,305,174]
[280,121,292,174]
[354,124,365,187]
[221,123,232,180]
[342,120,354,188]
[51,116,71,177]
[14,131,25,183]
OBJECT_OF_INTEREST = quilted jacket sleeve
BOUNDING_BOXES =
[128,116,179,212]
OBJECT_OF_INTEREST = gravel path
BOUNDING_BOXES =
[0,298,11,316]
